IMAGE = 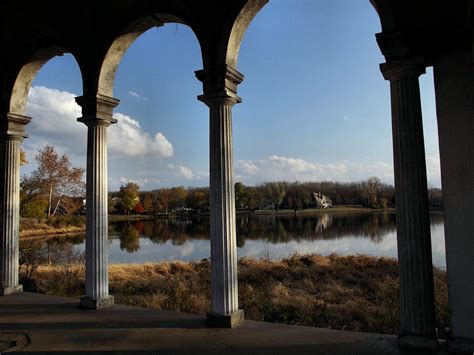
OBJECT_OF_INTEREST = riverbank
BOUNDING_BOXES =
[20,254,448,337]
[20,218,85,238]
[20,207,394,239]
[247,206,395,215]
[109,206,395,219]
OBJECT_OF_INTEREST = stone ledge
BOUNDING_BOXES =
[447,336,474,353]
[80,295,114,310]
[206,309,244,328]
[398,334,438,351]
[0,284,23,296]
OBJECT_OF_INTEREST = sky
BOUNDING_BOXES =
[22,0,442,190]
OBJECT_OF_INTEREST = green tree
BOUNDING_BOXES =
[235,182,247,210]
[108,194,117,214]
[246,187,264,211]
[265,182,286,211]
[119,182,140,214]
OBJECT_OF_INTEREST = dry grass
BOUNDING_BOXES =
[20,254,448,337]
[20,218,85,238]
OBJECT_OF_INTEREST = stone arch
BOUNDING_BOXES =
[220,0,269,69]
[98,14,203,98]
[9,47,81,116]
[369,0,396,32]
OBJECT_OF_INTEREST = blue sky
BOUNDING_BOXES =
[23,0,441,190]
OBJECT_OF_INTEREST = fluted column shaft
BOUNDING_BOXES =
[85,122,109,300]
[208,96,239,316]
[0,135,23,294]
[76,94,118,309]
[196,65,244,327]
[0,113,30,296]
[381,59,437,350]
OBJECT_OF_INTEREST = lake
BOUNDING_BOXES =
[20,211,447,268]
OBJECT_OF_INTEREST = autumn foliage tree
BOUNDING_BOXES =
[118,182,140,214]
[21,145,85,218]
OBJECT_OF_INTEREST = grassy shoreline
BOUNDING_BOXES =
[247,206,395,215]
[20,253,448,337]
[20,218,85,238]
[20,206,394,239]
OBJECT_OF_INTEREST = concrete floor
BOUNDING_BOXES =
[0,292,448,354]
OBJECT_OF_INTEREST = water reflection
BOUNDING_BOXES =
[19,212,446,267]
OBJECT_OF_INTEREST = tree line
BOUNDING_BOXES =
[110,178,442,215]
[19,145,443,219]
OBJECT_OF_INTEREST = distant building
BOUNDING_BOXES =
[313,192,333,208]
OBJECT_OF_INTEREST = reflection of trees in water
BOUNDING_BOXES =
[234,213,397,245]
[107,213,399,253]
[20,236,85,274]
[24,212,441,256]
[119,224,140,252]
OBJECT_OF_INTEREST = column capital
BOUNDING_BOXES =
[76,94,119,127]
[197,92,241,107]
[195,65,244,105]
[380,57,426,81]
[0,113,31,139]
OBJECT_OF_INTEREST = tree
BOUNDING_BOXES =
[61,196,85,215]
[24,145,85,218]
[186,188,208,211]
[156,189,171,213]
[265,182,286,211]
[235,182,247,210]
[169,186,187,211]
[360,177,381,208]
[134,201,145,214]
[119,182,140,214]
[246,187,264,211]
[108,194,117,214]
[143,192,155,214]
[20,149,28,166]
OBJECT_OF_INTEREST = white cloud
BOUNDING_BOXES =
[238,161,260,175]
[109,113,174,158]
[128,91,149,101]
[235,154,442,187]
[168,164,195,180]
[25,86,174,160]
[25,86,86,155]
[23,86,185,190]
[109,176,152,188]
[235,155,394,184]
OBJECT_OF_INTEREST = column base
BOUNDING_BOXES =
[447,336,474,353]
[0,284,23,296]
[398,334,438,351]
[206,310,244,328]
[80,295,114,309]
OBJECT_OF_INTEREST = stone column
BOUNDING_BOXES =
[76,94,118,309]
[196,66,244,327]
[433,50,474,353]
[0,113,30,295]
[381,58,437,350]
